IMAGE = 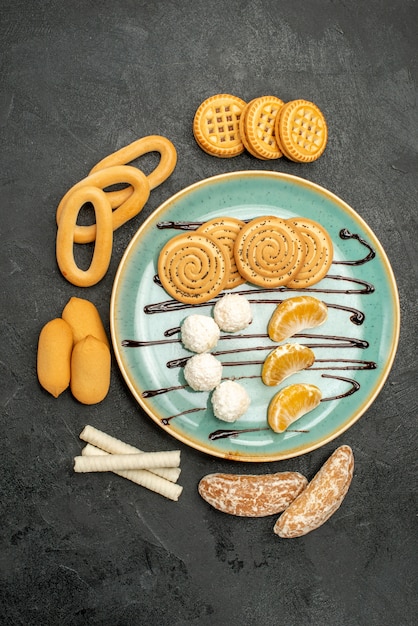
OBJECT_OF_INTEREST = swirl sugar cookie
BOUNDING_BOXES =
[158,232,230,304]
[234,216,305,287]
[286,217,333,287]
[193,94,246,158]
[197,216,246,289]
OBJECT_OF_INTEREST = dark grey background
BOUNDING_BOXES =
[1,1,417,624]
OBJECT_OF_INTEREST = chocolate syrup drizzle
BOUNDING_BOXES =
[122,225,378,441]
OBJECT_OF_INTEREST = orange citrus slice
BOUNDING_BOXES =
[268,383,322,433]
[268,295,328,343]
[261,343,315,386]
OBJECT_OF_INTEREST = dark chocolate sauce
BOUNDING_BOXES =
[334,228,376,265]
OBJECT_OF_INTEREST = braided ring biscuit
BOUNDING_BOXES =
[244,96,285,160]
[234,216,305,288]
[193,94,246,158]
[158,233,230,304]
[89,135,177,207]
[56,165,150,244]
[197,216,246,289]
[276,99,328,163]
[56,186,113,287]
[286,217,333,287]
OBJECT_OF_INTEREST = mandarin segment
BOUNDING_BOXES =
[268,296,328,342]
[268,383,322,433]
[261,343,315,386]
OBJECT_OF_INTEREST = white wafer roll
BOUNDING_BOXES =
[74,450,181,473]
[79,425,181,482]
[82,444,183,501]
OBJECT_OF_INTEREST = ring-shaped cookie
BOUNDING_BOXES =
[89,135,177,207]
[56,165,150,244]
[234,216,305,288]
[56,186,113,287]
[158,233,230,304]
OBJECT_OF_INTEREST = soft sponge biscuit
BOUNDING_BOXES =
[37,318,74,397]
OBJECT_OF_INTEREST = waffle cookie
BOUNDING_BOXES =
[243,95,285,160]
[239,99,268,160]
[275,99,328,163]
[234,216,306,288]
[197,216,246,289]
[193,94,246,158]
[286,217,333,287]
[157,232,230,304]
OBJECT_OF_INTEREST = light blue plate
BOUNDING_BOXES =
[110,171,400,462]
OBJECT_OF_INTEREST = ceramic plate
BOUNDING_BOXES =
[110,171,400,461]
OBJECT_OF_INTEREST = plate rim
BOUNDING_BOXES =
[110,170,400,461]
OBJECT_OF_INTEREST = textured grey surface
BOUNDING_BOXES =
[1,1,417,624]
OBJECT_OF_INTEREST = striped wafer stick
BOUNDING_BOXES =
[82,444,183,501]
[79,425,181,483]
[74,450,180,473]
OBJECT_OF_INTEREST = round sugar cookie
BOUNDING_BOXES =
[193,94,246,158]
[286,217,334,287]
[197,216,246,289]
[158,233,230,304]
[234,216,306,288]
[276,99,328,163]
[244,96,285,160]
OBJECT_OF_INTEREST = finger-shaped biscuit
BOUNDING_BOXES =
[56,165,150,244]
[89,135,177,206]
[70,335,111,404]
[198,472,308,517]
[234,216,305,287]
[37,318,73,397]
[56,185,113,287]
[286,217,333,287]
[274,445,354,538]
[158,233,230,304]
[62,296,109,347]
[197,216,246,289]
